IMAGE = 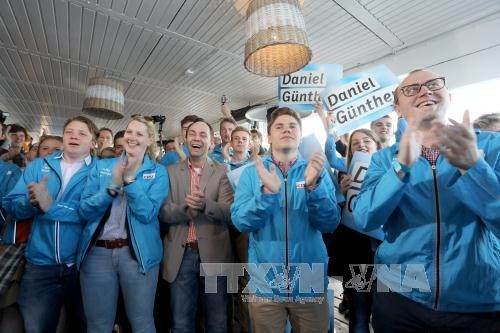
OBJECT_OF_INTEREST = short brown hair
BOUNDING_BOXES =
[267,107,302,135]
[231,126,251,140]
[186,120,214,139]
[220,117,237,130]
[250,128,263,140]
[63,116,99,140]
[181,115,200,127]
[473,113,500,131]
[37,135,63,156]
[98,127,113,137]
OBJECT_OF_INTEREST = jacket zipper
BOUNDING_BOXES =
[56,221,61,264]
[284,176,290,294]
[127,207,146,273]
[46,159,63,264]
[431,164,441,310]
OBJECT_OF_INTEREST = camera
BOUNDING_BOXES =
[0,110,9,123]
[151,115,166,124]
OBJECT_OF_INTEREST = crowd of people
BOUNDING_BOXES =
[0,69,499,333]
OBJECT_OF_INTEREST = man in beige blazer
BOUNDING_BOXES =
[160,118,234,333]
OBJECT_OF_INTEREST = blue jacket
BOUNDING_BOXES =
[0,161,21,210]
[159,144,189,167]
[2,152,96,265]
[77,155,168,273]
[353,130,500,312]
[209,144,225,163]
[230,154,340,299]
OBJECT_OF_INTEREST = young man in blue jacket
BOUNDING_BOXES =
[3,115,98,333]
[353,69,500,332]
[231,107,341,333]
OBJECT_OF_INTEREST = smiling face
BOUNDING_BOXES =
[395,70,451,123]
[114,136,126,156]
[371,116,394,143]
[268,114,301,152]
[350,131,378,155]
[124,120,152,158]
[38,137,63,157]
[186,121,212,159]
[63,121,95,159]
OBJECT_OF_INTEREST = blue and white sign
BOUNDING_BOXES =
[341,151,384,241]
[278,64,343,113]
[322,64,399,136]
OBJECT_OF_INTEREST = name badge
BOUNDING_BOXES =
[143,173,156,179]
[296,181,305,188]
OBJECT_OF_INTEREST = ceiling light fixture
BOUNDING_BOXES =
[82,77,124,120]
[244,0,312,77]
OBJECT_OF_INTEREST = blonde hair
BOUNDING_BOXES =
[127,115,158,160]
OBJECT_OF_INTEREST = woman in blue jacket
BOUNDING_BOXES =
[78,116,168,333]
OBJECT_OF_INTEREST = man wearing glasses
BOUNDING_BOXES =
[354,69,499,332]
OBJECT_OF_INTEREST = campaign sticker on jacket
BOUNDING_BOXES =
[143,173,156,179]
[296,181,305,189]
[41,164,51,174]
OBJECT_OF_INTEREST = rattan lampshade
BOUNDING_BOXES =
[244,0,312,77]
[82,77,124,120]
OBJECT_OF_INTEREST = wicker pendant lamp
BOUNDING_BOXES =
[82,77,125,119]
[244,0,312,77]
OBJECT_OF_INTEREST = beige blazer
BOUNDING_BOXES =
[159,158,234,282]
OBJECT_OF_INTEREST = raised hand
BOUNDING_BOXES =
[433,110,479,173]
[397,114,434,169]
[28,176,52,212]
[222,142,231,161]
[339,174,352,195]
[304,152,326,187]
[255,157,281,193]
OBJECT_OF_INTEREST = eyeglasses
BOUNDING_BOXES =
[399,77,446,97]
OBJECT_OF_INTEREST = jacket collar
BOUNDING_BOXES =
[54,152,92,166]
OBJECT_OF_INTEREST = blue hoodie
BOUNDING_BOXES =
[353,130,499,312]
[77,155,168,273]
[2,152,96,265]
[231,154,340,299]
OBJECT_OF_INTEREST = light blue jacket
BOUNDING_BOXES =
[230,154,340,299]
[77,155,168,273]
[2,152,96,265]
[159,144,189,167]
[353,130,500,312]
[209,144,225,163]
[0,161,21,212]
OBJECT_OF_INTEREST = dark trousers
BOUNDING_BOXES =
[372,286,500,333]
[17,263,86,333]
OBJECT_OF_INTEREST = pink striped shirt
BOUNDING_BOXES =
[186,159,204,242]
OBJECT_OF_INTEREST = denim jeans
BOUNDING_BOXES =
[17,262,86,333]
[80,246,159,333]
[169,247,227,333]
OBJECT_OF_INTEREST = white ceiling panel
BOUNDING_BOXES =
[0,0,499,138]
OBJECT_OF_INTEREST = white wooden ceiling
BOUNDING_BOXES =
[1,0,499,138]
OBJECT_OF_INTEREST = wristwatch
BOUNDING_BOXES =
[392,159,411,175]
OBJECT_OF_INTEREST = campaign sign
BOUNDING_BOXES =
[322,64,399,136]
[341,151,384,241]
[278,64,343,113]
